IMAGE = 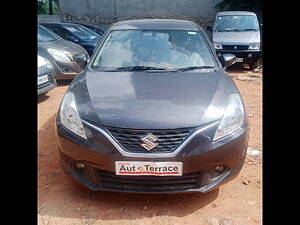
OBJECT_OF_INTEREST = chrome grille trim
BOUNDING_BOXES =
[37,73,53,89]
[82,120,219,158]
[107,127,192,153]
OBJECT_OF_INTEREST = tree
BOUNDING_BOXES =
[37,0,60,15]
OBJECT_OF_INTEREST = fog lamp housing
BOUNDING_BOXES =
[214,165,225,173]
[76,162,86,169]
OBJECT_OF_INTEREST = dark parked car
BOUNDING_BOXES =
[38,25,89,80]
[208,11,261,69]
[71,22,105,36]
[56,19,249,194]
[40,22,101,56]
[38,55,56,95]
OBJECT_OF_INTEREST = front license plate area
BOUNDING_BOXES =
[38,75,49,85]
[115,161,183,176]
[235,57,244,62]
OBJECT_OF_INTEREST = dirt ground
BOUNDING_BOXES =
[38,65,262,225]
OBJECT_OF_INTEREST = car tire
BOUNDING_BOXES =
[38,92,47,98]
[249,61,258,70]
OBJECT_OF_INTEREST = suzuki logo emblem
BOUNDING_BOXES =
[140,133,158,151]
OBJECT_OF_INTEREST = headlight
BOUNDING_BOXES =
[38,55,52,69]
[213,94,245,141]
[213,43,223,50]
[60,92,87,139]
[248,43,260,50]
[45,60,52,69]
[47,48,71,62]
[38,55,52,76]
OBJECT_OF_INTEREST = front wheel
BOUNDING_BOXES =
[249,61,258,70]
[38,92,47,98]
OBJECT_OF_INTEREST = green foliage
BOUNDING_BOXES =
[38,0,60,15]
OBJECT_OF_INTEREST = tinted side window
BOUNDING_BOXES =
[43,25,55,32]
[89,27,100,34]
[51,27,72,40]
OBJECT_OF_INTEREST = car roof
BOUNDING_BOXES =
[216,11,257,16]
[74,22,97,27]
[40,22,82,27]
[110,19,199,30]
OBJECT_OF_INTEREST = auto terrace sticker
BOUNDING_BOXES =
[115,161,183,176]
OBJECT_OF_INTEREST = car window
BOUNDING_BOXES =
[92,30,217,69]
[85,26,103,35]
[214,15,259,32]
[89,27,100,34]
[50,27,71,39]
[64,25,98,41]
[38,25,61,42]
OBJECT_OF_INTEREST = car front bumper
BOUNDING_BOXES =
[38,79,57,95]
[216,49,261,64]
[55,120,249,193]
[51,60,87,80]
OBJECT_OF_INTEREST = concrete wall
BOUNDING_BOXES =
[38,15,62,23]
[59,0,222,27]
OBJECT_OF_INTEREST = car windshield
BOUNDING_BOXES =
[64,25,98,41]
[214,15,259,32]
[92,30,217,70]
[38,25,61,42]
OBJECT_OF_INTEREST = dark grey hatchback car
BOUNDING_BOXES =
[56,19,249,193]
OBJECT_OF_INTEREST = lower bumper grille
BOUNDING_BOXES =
[97,169,201,192]
[38,74,53,89]
[223,45,249,50]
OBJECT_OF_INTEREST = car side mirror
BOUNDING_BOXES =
[73,54,88,63]
[207,25,212,32]
[222,54,236,69]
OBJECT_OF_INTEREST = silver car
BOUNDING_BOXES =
[209,11,261,69]
[38,55,56,95]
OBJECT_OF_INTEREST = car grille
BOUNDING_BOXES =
[97,169,201,192]
[222,45,249,50]
[105,126,194,153]
[38,73,53,89]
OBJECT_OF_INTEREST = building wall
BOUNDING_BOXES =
[38,15,62,23]
[59,0,221,27]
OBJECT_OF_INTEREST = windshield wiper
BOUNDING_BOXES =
[176,66,215,72]
[238,28,258,31]
[217,28,238,32]
[114,66,167,71]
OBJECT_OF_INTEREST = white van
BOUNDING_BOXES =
[209,11,261,69]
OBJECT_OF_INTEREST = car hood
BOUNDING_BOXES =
[38,39,87,56]
[213,31,260,45]
[70,70,239,129]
